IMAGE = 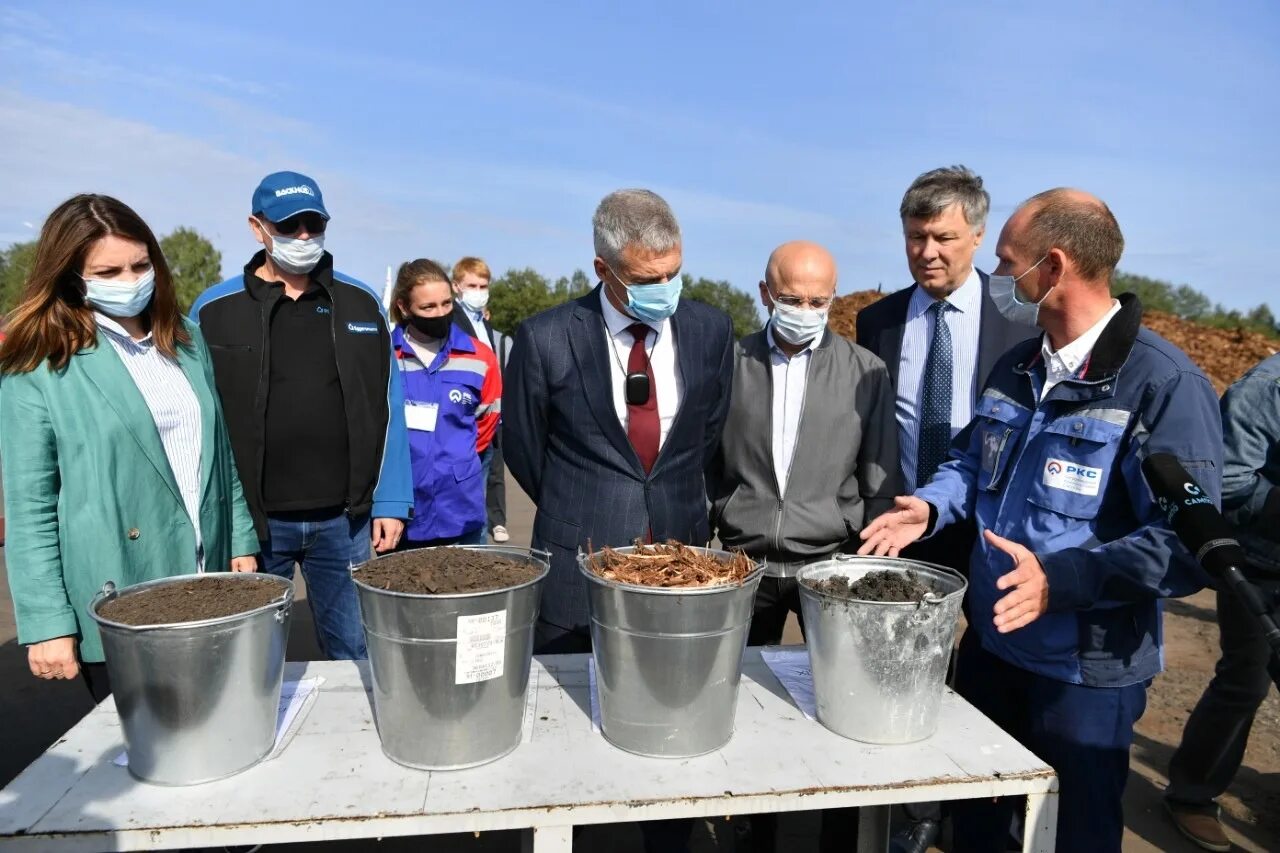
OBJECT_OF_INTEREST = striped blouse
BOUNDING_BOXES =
[95,313,205,570]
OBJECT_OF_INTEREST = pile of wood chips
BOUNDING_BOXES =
[587,541,755,588]
[829,290,1278,394]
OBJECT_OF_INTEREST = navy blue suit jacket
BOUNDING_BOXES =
[854,272,1034,572]
[503,286,735,630]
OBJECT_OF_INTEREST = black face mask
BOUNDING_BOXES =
[405,313,452,340]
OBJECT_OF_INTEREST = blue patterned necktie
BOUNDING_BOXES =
[917,300,953,488]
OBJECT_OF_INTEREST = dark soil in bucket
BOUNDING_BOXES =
[356,548,540,594]
[98,576,285,625]
[809,569,933,603]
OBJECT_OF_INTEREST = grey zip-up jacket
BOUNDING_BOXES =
[710,328,902,576]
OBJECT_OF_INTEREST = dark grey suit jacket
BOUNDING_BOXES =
[503,286,735,631]
[854,271,1035,573]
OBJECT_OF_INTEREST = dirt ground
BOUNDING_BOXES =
[1,474,1277,851]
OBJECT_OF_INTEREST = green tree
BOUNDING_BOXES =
[1244,303,1278,336]
[681,274,763,340]
[487,267,557,335]
[0,240,38,316]
[487,267,593,335]
[160,227,222,312]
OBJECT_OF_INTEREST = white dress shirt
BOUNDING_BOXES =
[463,303,491,344]
[767,324,820,495]
[96,313,206,569]
[1040,299,1122,400]
[600,291,683,449]
[896,267,984,488]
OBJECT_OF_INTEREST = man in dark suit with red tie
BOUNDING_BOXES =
[503,188,733,853]
[503,188,734,651]
[854,165,1033,853]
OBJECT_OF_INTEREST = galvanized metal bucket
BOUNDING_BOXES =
[797,556,966,744]
[89,573,293,785]
[579,546,764,758]
[352,545,549,770]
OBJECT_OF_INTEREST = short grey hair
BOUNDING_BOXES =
[592,189,681,266]
[899,165,990,231]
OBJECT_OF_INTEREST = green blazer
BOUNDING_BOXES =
[0,320,260,662]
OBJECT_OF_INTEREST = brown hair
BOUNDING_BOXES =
[451,256,491,284]
[1022,188,1125,282]
[0,194,190,374]
[389,259,451,324]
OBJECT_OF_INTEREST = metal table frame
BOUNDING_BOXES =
[0,650,1057,851]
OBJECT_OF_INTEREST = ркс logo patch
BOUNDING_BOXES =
[448,389,475,405]
[1043,457,1103,496]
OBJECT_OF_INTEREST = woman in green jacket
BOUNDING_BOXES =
[0,194,260,700]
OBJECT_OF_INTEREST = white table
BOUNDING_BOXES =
[0,650,1057,852]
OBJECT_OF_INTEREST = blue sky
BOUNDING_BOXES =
[2,1,1277,312]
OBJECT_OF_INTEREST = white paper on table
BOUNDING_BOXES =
[587,657,601,732]
[113,676,325,767]
[760,647,817,720]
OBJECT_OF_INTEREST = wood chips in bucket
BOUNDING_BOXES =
[587,541,754,588]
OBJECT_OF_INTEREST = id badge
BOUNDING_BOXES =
[405,401,439,432]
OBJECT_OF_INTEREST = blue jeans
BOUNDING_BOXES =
[950,632,1148,853]
[261,510,371,661]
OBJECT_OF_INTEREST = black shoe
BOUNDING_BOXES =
[890,818,940,853]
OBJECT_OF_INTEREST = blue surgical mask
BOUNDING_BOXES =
[769,293,828,347]
[257,217,325,275]
[988,255,1050,327]
[82,268,156,318]
[608,264,682,323]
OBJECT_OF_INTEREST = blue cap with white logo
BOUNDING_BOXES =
[251,171,329,222]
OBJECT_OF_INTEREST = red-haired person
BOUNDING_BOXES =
[451,256,509,543]
[393,260,501,546]
[0,194,258,701]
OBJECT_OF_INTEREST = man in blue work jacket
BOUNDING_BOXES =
[859,188,1223,853]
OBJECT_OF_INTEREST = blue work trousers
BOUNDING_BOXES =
[950,631,1148,853]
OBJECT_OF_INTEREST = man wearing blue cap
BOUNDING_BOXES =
[191,171,413,660]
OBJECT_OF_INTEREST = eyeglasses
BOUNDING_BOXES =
[773,293,832,310]
[271,213,328,236]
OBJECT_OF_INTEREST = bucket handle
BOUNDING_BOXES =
[90,580,118,610]
[274,599,293,623]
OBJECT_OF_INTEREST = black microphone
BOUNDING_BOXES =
[1140,452,1246,580]
[1143,452,1280,685]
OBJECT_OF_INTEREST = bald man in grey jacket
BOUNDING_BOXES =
[710,241,900,853]
[711,241,901,643]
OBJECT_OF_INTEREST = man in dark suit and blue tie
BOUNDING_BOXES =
[503,187,733,853]
[854,166,1033,853]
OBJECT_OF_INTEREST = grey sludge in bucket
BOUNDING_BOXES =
[89,573,294,786]
[797,556,966,744]
[352,545,549,770]
[579,546,764,758]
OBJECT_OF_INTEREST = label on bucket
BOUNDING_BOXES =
[455,610,507,684]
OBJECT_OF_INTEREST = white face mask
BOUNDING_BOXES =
[257,218,325,275]
[459,288,490,311]
[988,255,1050,327]
[770,300,828,346]
[82,269,156,318]
[767,285,830,346]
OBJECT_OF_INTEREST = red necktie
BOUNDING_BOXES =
[626,323,660,474]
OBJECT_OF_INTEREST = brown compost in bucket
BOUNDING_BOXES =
[96,575,286,625]
[357,547,541,594]
[585,540,754,588]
